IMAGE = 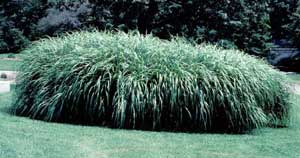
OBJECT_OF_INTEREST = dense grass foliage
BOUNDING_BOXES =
[12,31,290,133]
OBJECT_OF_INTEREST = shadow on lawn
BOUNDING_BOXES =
[0,103,12,114]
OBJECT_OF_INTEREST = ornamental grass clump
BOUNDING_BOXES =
[12,31,290,133]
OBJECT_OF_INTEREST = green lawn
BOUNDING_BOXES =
[0,60,21,71]
[288,73,300,84]
[0,53,22,71]
[0,92,299,158]
[0,54,300,158]
[0,53,24,59]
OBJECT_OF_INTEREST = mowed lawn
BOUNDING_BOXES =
[1,57,300,158]
[288,73,300,84]
[0,60,21,71]
[0,53,22,71]
[1,92,300,158]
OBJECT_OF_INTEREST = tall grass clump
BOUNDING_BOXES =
[12,31,290,133]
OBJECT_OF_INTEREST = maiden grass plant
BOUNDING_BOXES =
[12,31,290,133]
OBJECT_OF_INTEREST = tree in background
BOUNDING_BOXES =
[0,0,42,53]
[284,1,300,47]
[0,0,297,57]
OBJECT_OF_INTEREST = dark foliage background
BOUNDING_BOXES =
[0,0,299,56]
[270,0,299,45]
[284,1,300,47]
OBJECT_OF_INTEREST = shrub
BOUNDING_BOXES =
[1,0,273,56]
[12,31,290,133]
[37,1,93,36]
